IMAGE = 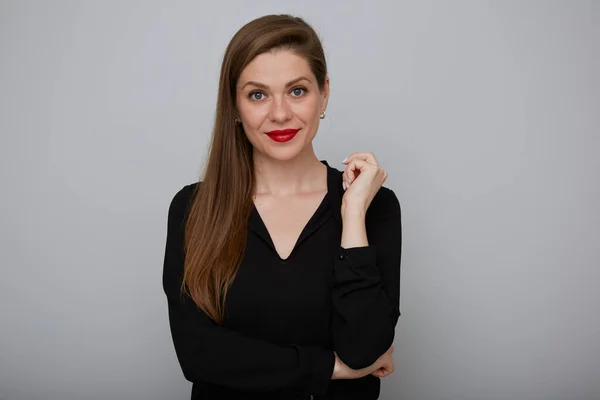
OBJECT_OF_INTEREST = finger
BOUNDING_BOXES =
[371,369,384,377]
[342,171,351,190]
[346,162,356,183]
[346,158,378,183]
[351,158,388,185]
[343,152,379,166]
[373,366,393,378]
[343,170,351,185]
[381,365,393,377]
[346,159,363,183]
[343,152,378,165]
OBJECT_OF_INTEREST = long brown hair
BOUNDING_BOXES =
[183,14,328,325]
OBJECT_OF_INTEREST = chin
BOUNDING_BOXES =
[266,150,300,162]
[258,144,304,162]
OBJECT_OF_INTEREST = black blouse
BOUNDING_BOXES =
[162,160,402,400]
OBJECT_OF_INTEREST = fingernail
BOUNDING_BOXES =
[342,157,348,163]
[342,181,347,190]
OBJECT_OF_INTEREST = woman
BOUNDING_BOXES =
[162,14,402,400]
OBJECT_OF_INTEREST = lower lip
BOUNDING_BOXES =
[266,132,298,142]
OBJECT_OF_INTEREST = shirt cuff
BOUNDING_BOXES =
[337,245,378,270]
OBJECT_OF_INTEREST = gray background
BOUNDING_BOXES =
[1,1,598,399]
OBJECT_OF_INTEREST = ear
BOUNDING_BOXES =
[320,75,330,113]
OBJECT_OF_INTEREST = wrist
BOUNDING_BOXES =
[340,208,369,248]
[341,204,366,220]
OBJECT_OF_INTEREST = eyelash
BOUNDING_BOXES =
[248,86,309,101]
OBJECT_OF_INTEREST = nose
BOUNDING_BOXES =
[268,95,293,123]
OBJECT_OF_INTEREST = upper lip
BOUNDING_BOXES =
[265,128,299,135]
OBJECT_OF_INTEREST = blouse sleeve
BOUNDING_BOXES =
[331,187,402,369]
[162,185,335,394]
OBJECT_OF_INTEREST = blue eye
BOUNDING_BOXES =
[250,92,264,100]
[291,87,306,97]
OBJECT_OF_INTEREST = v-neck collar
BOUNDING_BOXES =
[248,160,344,262]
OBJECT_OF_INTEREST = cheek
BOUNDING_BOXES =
[295,98,320,119]
[238,102,265,129]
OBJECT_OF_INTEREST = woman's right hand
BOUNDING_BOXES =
[331,345,395,380]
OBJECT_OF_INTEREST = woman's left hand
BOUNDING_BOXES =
[370,345,395,378]
[341,152,388,214]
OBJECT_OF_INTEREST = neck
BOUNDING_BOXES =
[252,147,327,197]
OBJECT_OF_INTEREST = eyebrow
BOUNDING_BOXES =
[240,76,311,91]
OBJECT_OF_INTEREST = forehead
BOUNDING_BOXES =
[238,50,314,87]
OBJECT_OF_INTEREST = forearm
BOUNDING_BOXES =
[332,190,402,369]
[331,351,382,380]
[340,207,368,249]
[332,294,398,369]
[166,290,336,393]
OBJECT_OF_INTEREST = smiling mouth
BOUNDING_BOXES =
[265,129,300,135]
[265,128,299,142]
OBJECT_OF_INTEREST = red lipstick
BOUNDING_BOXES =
[265,128,299,143]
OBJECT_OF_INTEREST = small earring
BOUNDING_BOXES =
[234,118,240,125]
[319,111,326,119]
